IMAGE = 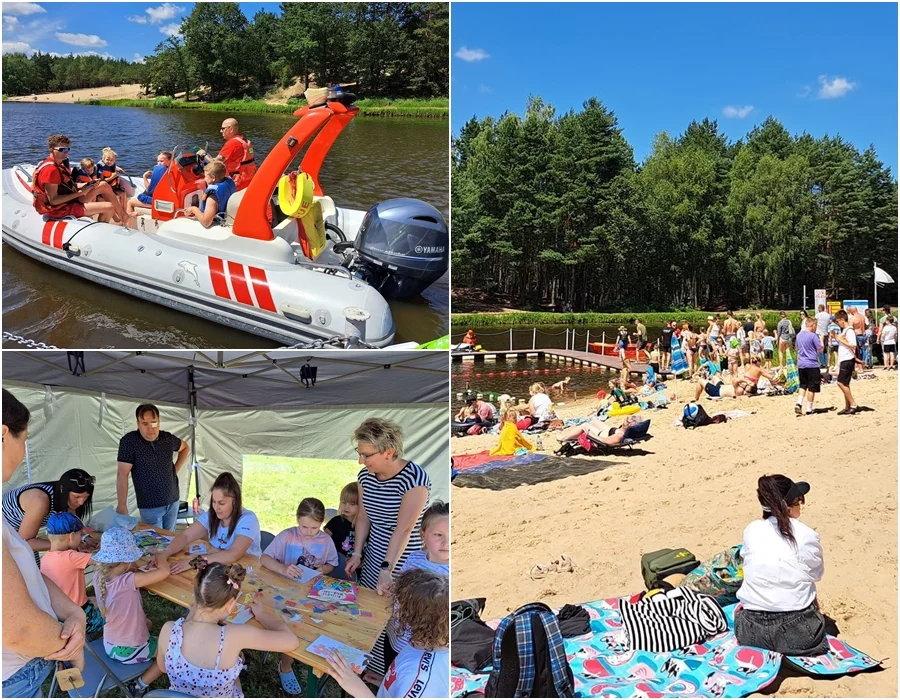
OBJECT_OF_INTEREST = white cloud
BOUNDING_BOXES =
[2,41,33,54]
[55,32,108,48]
[817,75,855,99]
[159,22,181,36]
[49,50,117,59]
[722,105,754,118]
[1,2,45,16]
[3,15,20,30]
[127,14,148,24]
[146,3,184,22]
[133,53,145,64]
[455,46,489,62]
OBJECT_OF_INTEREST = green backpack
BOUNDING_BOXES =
[640,548,700,590]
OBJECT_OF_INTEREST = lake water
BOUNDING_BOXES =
[2,102,448,348]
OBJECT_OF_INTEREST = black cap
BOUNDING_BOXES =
[784,479,810,505]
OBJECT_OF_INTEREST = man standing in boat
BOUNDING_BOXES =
[198,118,257,191]
[32,134,127,224]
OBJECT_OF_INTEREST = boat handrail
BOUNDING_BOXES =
[293,257,354,280]
[14,165,32,183]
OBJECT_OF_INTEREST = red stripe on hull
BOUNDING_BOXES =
[247,266,276,312]
[208,257,231,300]
[227,261,253,306]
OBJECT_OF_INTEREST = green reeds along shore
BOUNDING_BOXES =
[452,310,812,328]
[75,95,448,118]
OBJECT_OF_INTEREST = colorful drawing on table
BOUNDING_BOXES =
[225,604,253,625]
[243,593,253,604]
[291,563,323,584]
[306,635,370,673]
[311,617,324,624]
[360,611,374,618]
[189,543,208,555]
[281,610,302,623]
[274,595,285,602]
[138,559,158,573]
[308,577,358,606]
[286,600,297,607]
[132,530,173,551]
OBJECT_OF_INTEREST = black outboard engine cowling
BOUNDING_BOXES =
[351,198,448,300]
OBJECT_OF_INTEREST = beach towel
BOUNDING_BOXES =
[451,598,881,698]
[490,422,534,456]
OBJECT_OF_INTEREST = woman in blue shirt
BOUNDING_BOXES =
[161,472,261,575]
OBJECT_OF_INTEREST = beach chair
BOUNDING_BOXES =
[260,530,276,552]
[47,637,153,698]
[557,420,653,457]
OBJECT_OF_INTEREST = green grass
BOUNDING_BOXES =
[242,455,359,535]
[75,96,448,118]
[452,309,814,328]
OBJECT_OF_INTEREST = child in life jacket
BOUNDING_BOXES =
[97,147,128,213]
[126,151,172,222]
[185,161,236,228]
[71,157,100,185]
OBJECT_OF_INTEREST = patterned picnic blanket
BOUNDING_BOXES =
[451,598,881,697]
[452,451,548,474]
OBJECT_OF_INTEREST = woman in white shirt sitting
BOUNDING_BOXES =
[516,383,552,430]
[735,474,828,656]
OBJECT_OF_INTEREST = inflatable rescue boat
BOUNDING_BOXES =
[1,89,448,348]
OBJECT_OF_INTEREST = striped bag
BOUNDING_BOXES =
[620,587,728,653]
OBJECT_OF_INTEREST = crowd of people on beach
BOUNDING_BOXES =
[2,393,448,698]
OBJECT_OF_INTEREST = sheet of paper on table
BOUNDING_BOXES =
[189,543,208,555]
[225,603,253,625]
[306,635,370,673]
[133,530,173,551]
[292,564,322,585]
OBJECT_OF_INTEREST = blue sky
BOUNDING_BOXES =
[452,2,899,175]
[1,2,275,63]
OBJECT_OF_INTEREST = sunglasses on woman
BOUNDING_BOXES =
[67,474,95,488]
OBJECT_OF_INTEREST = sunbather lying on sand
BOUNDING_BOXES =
[557,414,641,445]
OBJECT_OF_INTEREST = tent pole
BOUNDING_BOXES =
[188,367,200,504]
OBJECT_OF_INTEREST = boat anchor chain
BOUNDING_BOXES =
[281,335,378,350]
[3,332,59,349]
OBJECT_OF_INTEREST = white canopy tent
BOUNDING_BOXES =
[2,350,450,512]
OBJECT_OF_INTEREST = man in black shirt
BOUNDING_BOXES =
[116,403,189,530]
[659,322,674,370]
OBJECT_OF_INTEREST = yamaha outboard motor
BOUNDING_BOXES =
[339,198,448,300]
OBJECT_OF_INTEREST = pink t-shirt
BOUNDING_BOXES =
[263,528,338,569]
[94,571,149,647]
[40,550,93,606]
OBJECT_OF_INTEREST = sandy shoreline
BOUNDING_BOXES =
[5,84,145,103]
[451,373,898,697]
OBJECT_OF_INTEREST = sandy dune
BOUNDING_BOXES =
[451,372,898,697]
[5,84,145,103]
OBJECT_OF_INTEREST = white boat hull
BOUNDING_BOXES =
[2,165,396,347]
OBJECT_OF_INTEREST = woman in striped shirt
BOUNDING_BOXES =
[344,418,431,679]
[3,468,98,564]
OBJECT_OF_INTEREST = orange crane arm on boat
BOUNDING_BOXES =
[232,100,358,242]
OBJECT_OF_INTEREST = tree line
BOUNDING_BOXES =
[3,2,447,101]
[2,53,146,96]
[145,2,447,101]
[452,97,898,311]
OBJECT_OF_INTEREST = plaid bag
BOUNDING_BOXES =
[680,545,744,605]
[485,602,574,698]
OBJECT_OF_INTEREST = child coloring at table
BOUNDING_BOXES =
[157,558,298,698]
[93,527,170,696]
[261,497,339,694]
[324,482,359,580]
[40,512,105,635]
[326,568,449,698]
[383,501,449,669]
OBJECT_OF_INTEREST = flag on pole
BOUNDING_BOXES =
[875,266,895,286]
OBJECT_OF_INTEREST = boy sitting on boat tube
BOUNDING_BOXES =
[184,161,237,228]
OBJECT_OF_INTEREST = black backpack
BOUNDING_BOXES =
[485,602,575,698]
[682,402,712,429]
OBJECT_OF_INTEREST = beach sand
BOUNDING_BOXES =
[5,84,144,103]
[452,372,898,697]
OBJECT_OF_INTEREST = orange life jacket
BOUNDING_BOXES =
[227,135,257,191]
[32,157,74,216]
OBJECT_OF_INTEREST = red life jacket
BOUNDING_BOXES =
[227,135,257,191]
[32,157,74,216]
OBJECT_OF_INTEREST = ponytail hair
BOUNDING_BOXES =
[756,474,802,547]
[190,557,246,609]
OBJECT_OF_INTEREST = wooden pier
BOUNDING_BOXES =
[450,348,661,377]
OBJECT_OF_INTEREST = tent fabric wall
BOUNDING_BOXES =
[3,381,449,514]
